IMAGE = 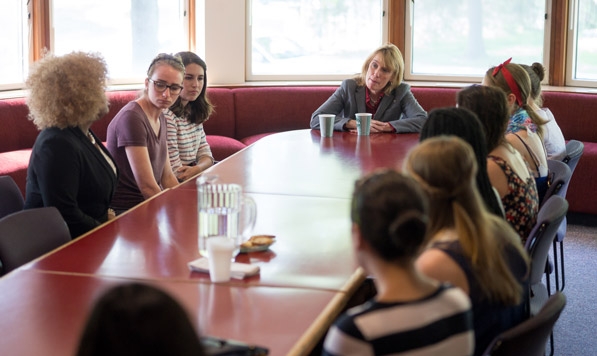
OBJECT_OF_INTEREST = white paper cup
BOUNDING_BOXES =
[355,113,372,136]
[318,114,335,137]
[206,237,235,283]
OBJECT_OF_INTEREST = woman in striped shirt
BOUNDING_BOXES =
[165,52,214,182]
[322,169,474,356]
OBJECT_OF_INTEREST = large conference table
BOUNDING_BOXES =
[0,129,420,356]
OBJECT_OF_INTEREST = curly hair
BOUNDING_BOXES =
[168,51,214,125]
[355,43,404,95]
[26,51,109,130]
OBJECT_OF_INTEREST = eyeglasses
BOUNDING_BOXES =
[148,79,183,95]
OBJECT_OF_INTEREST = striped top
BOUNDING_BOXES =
[322,284,474,356]
[164,108,213,171]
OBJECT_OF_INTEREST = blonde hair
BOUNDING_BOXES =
[484,62,547,137]
[355,43,404,95]
[404,136,529,305]
[26,51,109,130]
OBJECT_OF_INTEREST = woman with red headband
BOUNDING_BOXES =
[483,58,549,201]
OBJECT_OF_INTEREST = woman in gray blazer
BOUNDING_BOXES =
[311,43,427,133]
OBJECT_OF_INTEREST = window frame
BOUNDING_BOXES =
[4,0,595,91]
[565,0,597,87]
[244,0,389,82]
[402,0,553,84]
[44,0,192,86]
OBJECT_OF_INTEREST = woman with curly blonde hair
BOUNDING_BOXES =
[404,136,529,356]
[24,51,118,239]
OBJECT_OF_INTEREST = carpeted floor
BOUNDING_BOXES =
[551,214,597,355]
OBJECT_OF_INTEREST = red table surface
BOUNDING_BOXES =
[179,129,420,198]
[0,270,341,356]
[29,191,360,292]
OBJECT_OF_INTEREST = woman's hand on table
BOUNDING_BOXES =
[370,120,395,133]
[346,119,395,133]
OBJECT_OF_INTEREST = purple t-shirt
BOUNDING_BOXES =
[107,101,168,211]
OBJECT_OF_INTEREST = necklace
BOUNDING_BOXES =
[87,131,96,145]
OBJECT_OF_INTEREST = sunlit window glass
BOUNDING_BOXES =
[0,0,28,87]
[573,0,597,80]
[52,0,186,83]
[410,0,546,78]
[249,0,384,78]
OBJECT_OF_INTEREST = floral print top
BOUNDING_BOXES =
[488,155,539,244]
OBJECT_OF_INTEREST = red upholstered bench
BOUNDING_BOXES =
[2,85,596,215]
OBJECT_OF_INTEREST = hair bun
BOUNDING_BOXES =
[388,211,428,257]
[531,62,545,81]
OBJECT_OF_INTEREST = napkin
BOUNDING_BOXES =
[188,257,260,279]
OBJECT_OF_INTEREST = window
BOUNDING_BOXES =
[247,0,386,80]
[405,0,548,82]
[52,0,188,84]
[0,0,28,88]
[567,0,597,85]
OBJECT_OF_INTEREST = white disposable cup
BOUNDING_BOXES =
[318,114,335,137]
[355,113,372,136]
[206,237,235,283]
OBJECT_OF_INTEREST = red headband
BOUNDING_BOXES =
[492,58,523,107]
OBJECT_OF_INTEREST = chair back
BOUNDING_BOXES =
[0,176,25,219]
[563,140,584,174]
[482,292,566,356]
[540,160,572,207]
[0,207,70,275]
[525,195,568,286]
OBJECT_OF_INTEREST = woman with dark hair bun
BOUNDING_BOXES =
[165,51,215,182]
[420,107,504,217]
[322,169,474,356]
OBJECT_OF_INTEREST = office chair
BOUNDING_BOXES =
[551,140,585,291]
[525,195,568,356]
[482,292,566,356]
[0,175,25,219]
[0,207,70,275]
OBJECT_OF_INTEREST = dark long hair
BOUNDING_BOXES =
[457,85,510,153]
[76,283,206,356]
[420,107,504,217]
[169,51,214,125]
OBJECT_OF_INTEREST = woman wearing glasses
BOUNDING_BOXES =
[165,52,214,182]
[107,53,183,213]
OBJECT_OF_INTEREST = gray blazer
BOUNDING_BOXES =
[310,79,427,133]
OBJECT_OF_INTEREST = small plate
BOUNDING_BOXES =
[239,240,276,253]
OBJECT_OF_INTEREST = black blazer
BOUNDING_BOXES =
[25,127,118,238]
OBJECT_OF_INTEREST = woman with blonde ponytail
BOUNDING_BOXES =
[483,58,549,199]
[404,136,529,356]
